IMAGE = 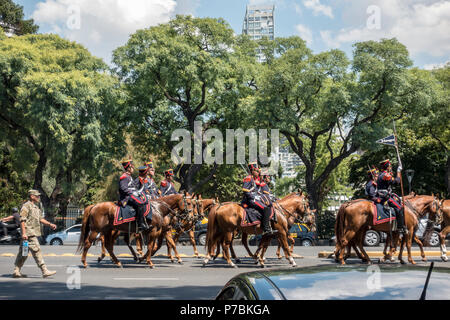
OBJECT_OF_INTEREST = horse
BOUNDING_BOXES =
[240,192,316,261]
[437,199,450,262]
[334,194,441,265]
[77,193,196,268]
[203,191,310,268]
[167,195,218,259]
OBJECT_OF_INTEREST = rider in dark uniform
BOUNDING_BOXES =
[145,160,160,199]
[259,169,277,205]
[242,162,274,236]
[134,166,151,195]
[365,168,380,204]
[159,169,178,196]
[376,159,406,234]
[119,159,149,232]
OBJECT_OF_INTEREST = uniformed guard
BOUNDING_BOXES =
[13,190,57,278]
[119,159,149,231]
[134,165,151,195]
[376,159,406,234]
[242,162,274,236]
[260,169,277,204]
[145,160,160,199]
[365,168,380,204]
[159,169,178,196]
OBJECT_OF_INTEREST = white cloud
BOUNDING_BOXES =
[296,24,314,46]
[320,0,450,58]
[423,60,450,70]
[294,3,302,15]
[303,0,334,18]
[32,0,178,63]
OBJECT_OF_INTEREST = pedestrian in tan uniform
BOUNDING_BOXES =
[13,190,57,278]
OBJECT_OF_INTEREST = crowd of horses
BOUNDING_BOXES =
[76,191,450,269]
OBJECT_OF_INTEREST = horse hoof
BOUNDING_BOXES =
[400,260,406,265]
[235,259,241,264]
[230,263,237,268]
[277,256,282,260]
[441,256,448,262]
[260,264,265,268]
[422,258,427,262]
[178,260,183,265]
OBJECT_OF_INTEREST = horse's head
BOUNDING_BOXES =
[279,189,312,221]
[429,194,444,225]
[303,208,317,233]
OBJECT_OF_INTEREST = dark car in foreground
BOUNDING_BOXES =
[216,264,450,300]
[249,223,317,247]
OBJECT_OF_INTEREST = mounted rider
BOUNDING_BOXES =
[365,167,381,204]
[259,169,277,205]
[242,162,274,236]
[145,160,160,199]
[119,159,149,232]
[159,169,178,196]
[376,159,406,234]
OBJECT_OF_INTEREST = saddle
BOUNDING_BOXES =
[113,202,152,226]
[371,202,396,227]
[240,204,275,228]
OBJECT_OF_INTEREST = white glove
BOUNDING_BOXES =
[397,165,403,172]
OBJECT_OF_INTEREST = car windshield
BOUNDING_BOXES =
[264,266,450,300]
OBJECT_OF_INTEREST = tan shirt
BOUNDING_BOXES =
[20,201,43,237]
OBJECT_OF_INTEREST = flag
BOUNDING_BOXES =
[376,135,396,147]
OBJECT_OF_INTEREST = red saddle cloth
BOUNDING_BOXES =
[240,204,274,228]
[114,202,151,226]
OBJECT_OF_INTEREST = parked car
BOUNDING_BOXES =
[173,218,208,246]
[215,264,450,300]
[46,224,82,245]
[248,223,317,246]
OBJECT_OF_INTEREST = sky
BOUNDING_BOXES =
[14,0,450,69]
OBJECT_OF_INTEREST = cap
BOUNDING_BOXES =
[165,169,174,177]
[121,159,133,170]
[138,166,149,175]
[248,162,259,172]
[12,207,18,213]
[368,168,379,177]
[145,159,153,169]
[28,189,41,196]
[379,159,391,170]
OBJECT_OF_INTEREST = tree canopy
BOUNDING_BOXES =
[0,0,38,36]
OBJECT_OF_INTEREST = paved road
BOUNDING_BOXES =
[0,244,447,300]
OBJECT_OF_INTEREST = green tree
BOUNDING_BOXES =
[0,34,125,215]
[257,37,433,211]
[113,15,258,193]
[0,0,38,36]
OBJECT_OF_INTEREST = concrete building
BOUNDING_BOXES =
[242,4,275,62]
[278,139,303,178]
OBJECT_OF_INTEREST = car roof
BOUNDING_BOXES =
[231,265,450,300]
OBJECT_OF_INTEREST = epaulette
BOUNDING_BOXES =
[243,175,252,182]
[120,173,129,180]
[259,182,267,187]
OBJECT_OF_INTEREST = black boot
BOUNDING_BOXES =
[261,207,274,236]
[396,208,407,235]
[137,206,149,231]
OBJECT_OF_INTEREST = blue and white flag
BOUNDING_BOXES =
[376,135,396,147]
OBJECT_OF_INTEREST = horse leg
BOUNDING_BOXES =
[355,232,371,264]
[413,235,427,262]
[82,231,99,268]
[104,231,122,268]
[439,225,449,262]
[135,233,144,257]
[167,232,183,264]
[338,230,356,265]
[124,232,140,262]
[187,229,199,258]
[405,230,416,265]
[146,235,157,269]
[258,236,271,268]
[241,232,256,259]
[96,233,106,263]
[398,234,406,264]
[165,231,175,263]
[222,232,237,268]
[203,231,221,266]
[278,229,296,267]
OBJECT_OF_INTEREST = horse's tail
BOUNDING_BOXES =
[335,204,346,245]
[77,204,94,253]
[205,203,220,254]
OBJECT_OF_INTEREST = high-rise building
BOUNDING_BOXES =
[242,4,275,63]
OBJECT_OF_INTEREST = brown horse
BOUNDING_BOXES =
[241,193,316,261]
[168,196,217,259]
[437,199,450,262]
[203,192,310,268]
[77,193,196,268]
[334,194,441,265]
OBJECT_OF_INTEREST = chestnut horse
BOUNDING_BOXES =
[437,199,449,262]
[168,196,218,259]
[77,193,196,268]
[203,192,310,268]
[334,194,441,265]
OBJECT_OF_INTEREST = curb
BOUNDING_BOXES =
[318,251,444,258]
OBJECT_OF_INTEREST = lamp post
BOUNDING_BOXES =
[406,169,415,194]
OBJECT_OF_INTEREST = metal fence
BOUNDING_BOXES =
[53,204,83,230]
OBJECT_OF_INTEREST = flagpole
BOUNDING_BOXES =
[393,121,406,213]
